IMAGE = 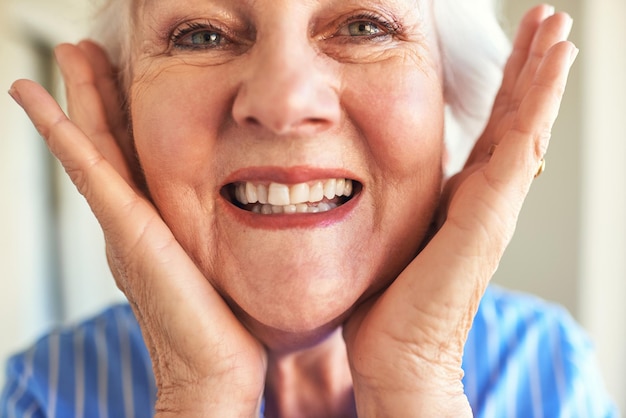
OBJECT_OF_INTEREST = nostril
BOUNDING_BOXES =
[244,116,261,127]
[309,118,331,129]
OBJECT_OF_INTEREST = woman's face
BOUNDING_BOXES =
[130,0,445,348]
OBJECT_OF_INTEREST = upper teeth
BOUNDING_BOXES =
[235,178,354,206]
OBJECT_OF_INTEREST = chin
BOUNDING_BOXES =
[233,301,351,353]
[211,246,407,352]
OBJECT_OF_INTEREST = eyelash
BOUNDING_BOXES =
[336,12,400,40]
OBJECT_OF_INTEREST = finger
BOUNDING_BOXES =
[494,5,556,115]
[76,40,132,153]
[10,80,154,270]
[54,43,133,184]
[10,79,137,225]
[466,5,571,166]
[508,12,573,118]
[466,5,556,165]
[9,79,224,310]
[75,40,148,192]
[488,41,578,191]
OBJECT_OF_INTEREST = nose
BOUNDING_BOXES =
[232,34,341,137]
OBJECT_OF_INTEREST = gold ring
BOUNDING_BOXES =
[535,158,546,178]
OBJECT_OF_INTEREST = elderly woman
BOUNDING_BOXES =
[1,0,617,416]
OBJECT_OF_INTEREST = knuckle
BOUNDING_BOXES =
[534,130,552,158]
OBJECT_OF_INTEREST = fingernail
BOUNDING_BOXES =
[8,86,23,107]
[570,47,580,65]
[547,5,556,16]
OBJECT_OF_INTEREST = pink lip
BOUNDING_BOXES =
[219,166,362,230]
[222,165,362,185]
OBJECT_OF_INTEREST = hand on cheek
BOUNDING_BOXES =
[342,6,577,417]
[10,42,267,417]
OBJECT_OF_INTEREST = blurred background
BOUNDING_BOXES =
[1,0,624,413]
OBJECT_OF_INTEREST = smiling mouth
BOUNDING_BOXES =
[224,178,359,214]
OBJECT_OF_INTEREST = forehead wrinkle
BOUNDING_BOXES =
[323,0,422,12]
[139,0,261,10]
[139,0,422,12]
[136,0,261,29]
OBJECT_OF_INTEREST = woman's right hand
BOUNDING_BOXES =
[342,6,576,416]
[9,41,267,417]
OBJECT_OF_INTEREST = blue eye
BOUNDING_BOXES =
[347,21,381,37]
[189,31,222,46]
[171,23,227,50]
[334,13,398,40]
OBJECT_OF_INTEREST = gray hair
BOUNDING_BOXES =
[433,0,511,173]
[91,0,134,98]
[91,0,511,174]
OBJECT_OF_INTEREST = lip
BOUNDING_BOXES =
[221,166,362,185]
[219,166,363,229]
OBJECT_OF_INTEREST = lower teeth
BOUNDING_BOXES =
[250,202,337,214]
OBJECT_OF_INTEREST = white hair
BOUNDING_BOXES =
[91,0,511,175]
[434,0,511,173]
[91,0,135,95]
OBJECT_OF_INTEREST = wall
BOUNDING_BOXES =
[494,0,583,318]
[579,0,626,411]
[493,1,626,411]
[0,0,125,389]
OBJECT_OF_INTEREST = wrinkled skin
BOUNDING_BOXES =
[129,0,445,345]
[9,2,576,417]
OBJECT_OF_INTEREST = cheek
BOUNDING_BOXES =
[130,65,234,184]
[128,66,239,253]
[340,60,444,261]
[342,62,445,176]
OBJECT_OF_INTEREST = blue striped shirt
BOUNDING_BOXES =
[1,286,618,417]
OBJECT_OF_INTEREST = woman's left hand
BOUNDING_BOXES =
[343,7,577,417]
